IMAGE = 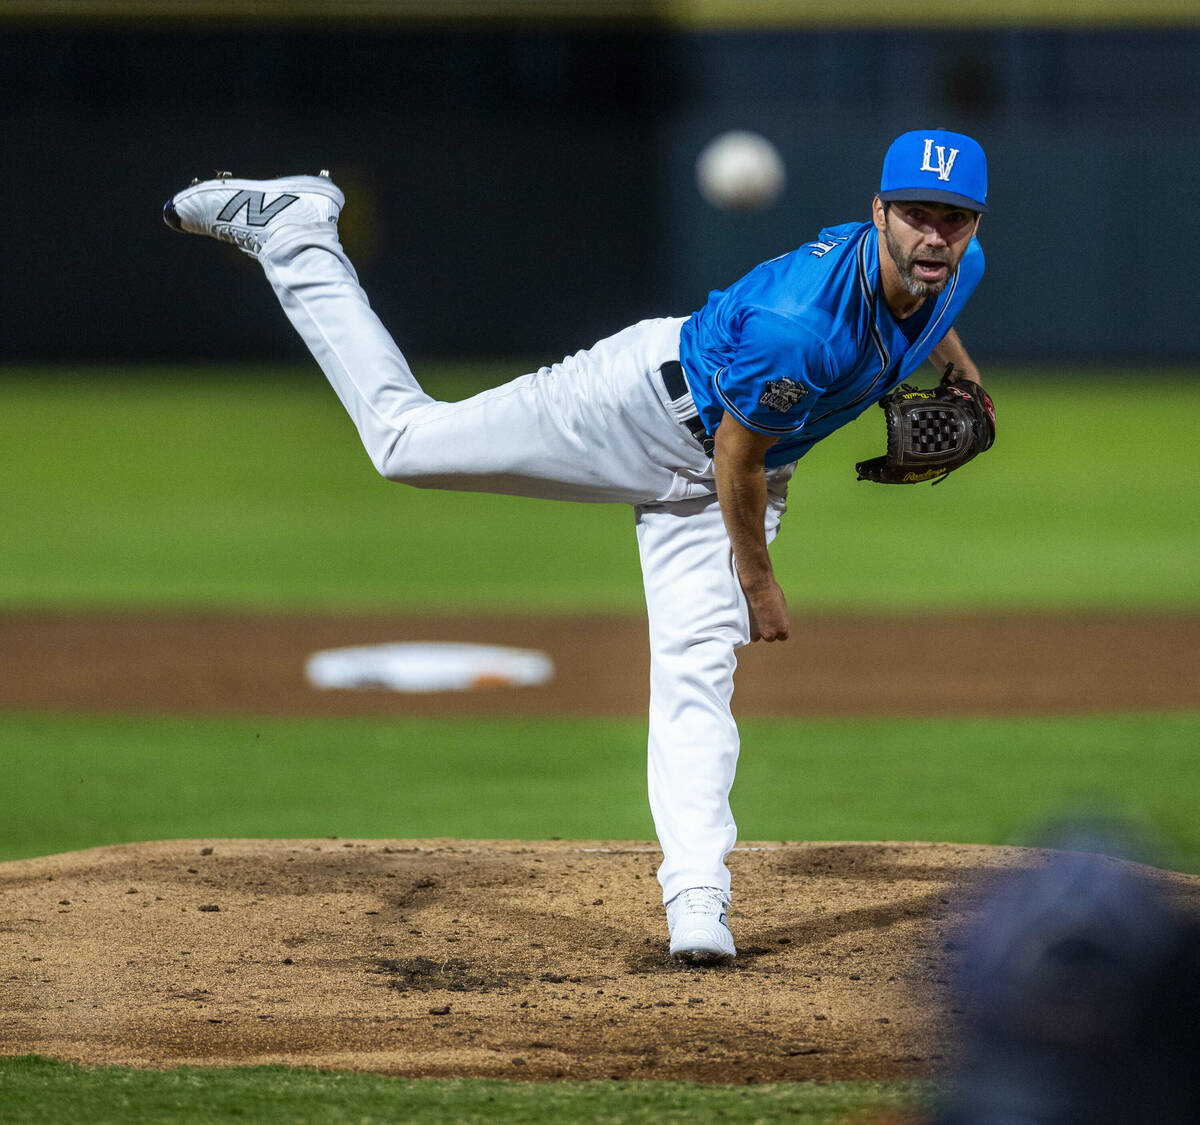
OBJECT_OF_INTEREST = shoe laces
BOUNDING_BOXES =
[215,224,263,256]
[672,887,727,917]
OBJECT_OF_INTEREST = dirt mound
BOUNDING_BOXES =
[3,610,1198,718]
[4,839,1198,1082]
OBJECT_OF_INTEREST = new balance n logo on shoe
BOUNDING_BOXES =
[216,191,300,227]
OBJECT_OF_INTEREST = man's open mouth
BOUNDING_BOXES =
[911,258,949,282]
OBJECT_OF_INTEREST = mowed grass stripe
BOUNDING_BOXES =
[1,367,1197,611]
[3,711,1197,872]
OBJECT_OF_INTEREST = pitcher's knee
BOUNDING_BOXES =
[365,401,458,484]
[363,435,402,480]
[376,454,424,486]
[355,428,420,484]
[374,448,444,489]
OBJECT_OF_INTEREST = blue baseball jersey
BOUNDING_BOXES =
[678,221,985,469]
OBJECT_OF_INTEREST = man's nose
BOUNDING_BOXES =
[923,221,950,246]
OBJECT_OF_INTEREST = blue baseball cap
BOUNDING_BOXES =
[878,129,989,214]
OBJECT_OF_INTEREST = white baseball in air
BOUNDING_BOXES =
[695,130,786,211]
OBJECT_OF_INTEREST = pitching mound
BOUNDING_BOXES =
[4,839,1198,1082]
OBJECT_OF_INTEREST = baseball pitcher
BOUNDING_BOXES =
[164,128,993,962]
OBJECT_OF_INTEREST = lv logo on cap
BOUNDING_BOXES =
[920,139,959,182]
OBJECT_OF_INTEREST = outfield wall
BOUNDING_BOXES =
[2,24,1197,362]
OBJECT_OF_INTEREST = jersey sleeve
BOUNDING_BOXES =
[712,307,830,436]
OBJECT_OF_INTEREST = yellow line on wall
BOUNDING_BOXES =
[664,0,1200,26]
[3,0,1197,25]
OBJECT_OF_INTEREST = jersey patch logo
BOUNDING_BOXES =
[920,139,959,182]
[216,190,300,227]
[759,377,808,412]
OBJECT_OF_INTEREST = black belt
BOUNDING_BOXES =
[659,360,714,456]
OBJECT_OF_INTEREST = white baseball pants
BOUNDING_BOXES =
[258,223,791,904]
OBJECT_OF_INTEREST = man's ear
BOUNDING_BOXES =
[871,195,887,232]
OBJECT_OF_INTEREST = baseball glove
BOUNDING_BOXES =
[855,365,996,485]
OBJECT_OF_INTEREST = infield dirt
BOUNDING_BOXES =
[5,838,1197,1082]
[3,609,1198,718]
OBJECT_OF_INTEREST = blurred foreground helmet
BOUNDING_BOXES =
[937,831,1200,1124]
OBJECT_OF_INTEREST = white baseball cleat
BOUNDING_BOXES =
[162,172,343,258]
[667,886,736,963]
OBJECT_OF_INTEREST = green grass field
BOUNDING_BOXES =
[0,1057,929,1125]
[2,366,1198,1122]
[3,711,1198,873]
[2,367,1197,611]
